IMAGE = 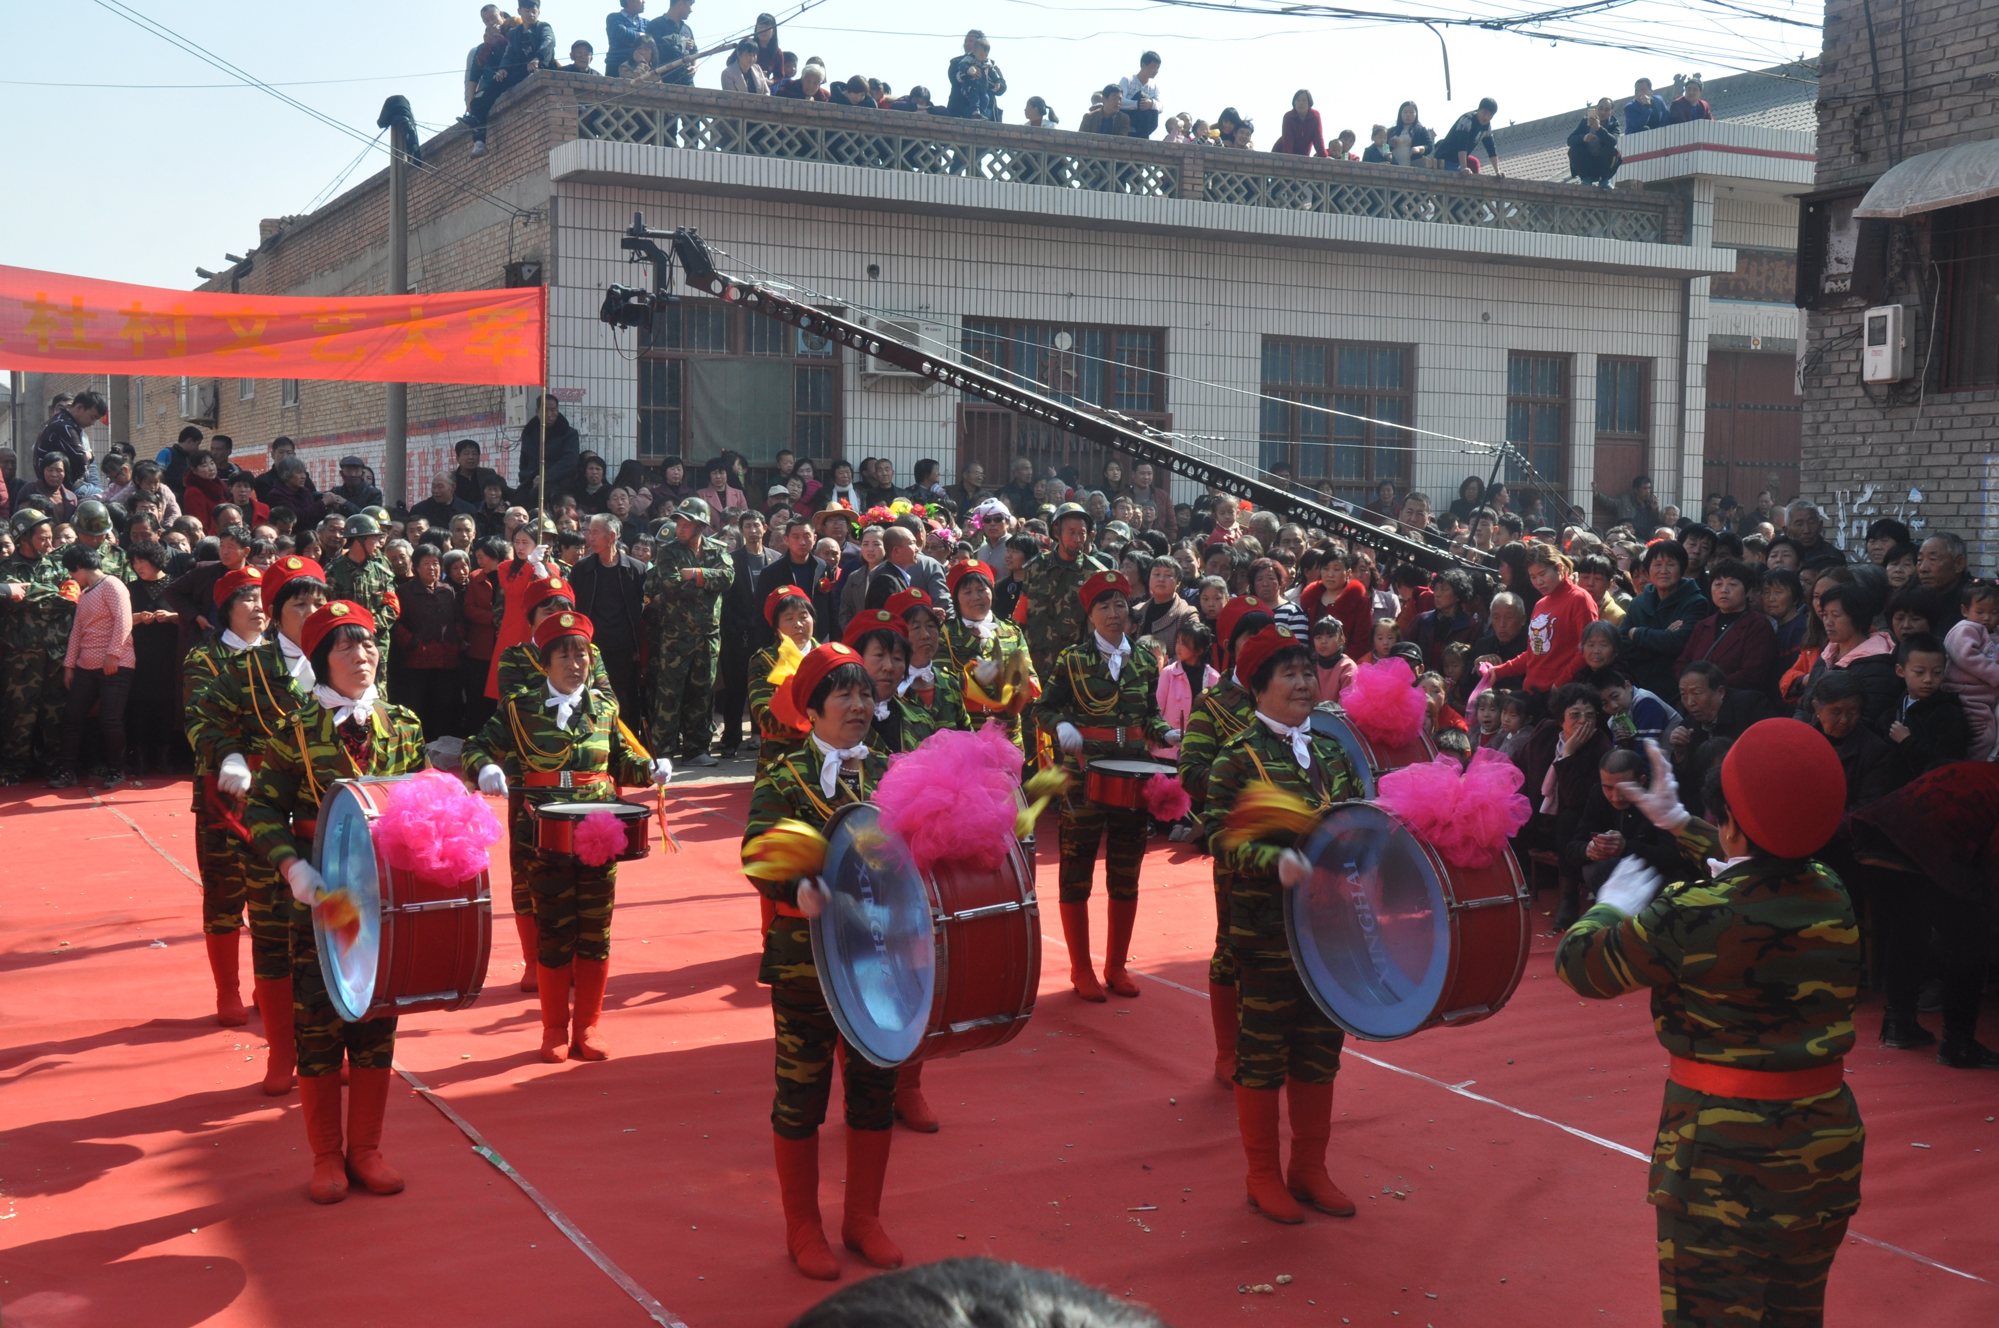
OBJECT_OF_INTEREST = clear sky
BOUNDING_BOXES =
[7,0,1821,289]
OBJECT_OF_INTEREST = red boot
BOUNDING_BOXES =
[205,931,248,1026]
[515,914,539,992]
[1059,902,1106,1002]
[1235,1084,1303,1224]
[1208,982,1239,1088]
[298,1073,349,1204]
[773,1133,839,1281]
[254,976,296,1096]
[538,963,571,1062]
[893,1060,939,1133]
[570,957,609,1061]
[840,1127,903,1269]
[1103,897,1141,998]
[1285,1080,1355,1216]
[345,1066,405,1195]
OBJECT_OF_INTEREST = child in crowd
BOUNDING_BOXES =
[1472,689,1506,751]
[1440,641,1471,697]
[1493,690,1532,758]
[1309,617,1355,703]
[1360,616,1398,666]
[1943,583,1999,759]
[1888,632,1972,777]
[1154,621,1217,763]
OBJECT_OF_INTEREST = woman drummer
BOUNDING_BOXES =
[1203,624,1363,1224]
[1177,595,1274,1082]
[1044,569,1170,1002]
[186,554,329,1096]
[741,642,904,1281]
[939,557,1038,756]
[179,566,266,1029]
[843,608,912,753]
[464,611,670,1063]
[749,584,817,774]
[885,586,967,747]
[1557,726,1864,1325]
[244,601,429,1205]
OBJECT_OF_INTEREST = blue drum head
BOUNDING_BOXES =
[809,805,936,1068]
[1285,803,1448,1040]
[314,782,384,1023]
[1307,708,1378,799]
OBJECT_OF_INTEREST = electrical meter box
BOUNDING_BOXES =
[1862,304,1914,383]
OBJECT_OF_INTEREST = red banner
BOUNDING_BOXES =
[0,266,546,386]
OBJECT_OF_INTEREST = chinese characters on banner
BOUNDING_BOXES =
[0,265,546,386]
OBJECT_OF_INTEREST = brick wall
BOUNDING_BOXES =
[1803,0,1999,568]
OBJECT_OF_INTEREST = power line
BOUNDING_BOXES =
[0,69,462,89]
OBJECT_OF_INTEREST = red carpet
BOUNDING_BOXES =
[3,775,1995,1327]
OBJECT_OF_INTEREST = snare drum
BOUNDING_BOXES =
[1084,758,1177,811]
[530,800,653,862]
[313,776,492,1023]
[1308,708,1438,798]
[1283,801,1528,1041]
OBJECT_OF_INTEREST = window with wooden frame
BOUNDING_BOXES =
[1506,351,1571,492]
[957,320,1168,480]
[1259,338,1413,506]
[636,298,842,463]
[1935,198,1999,391]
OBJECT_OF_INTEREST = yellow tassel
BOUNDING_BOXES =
[766,635,805,688]
[314,890,362,947]
[742,819,830,880]
[1217,785,1320,852]
[1014,768,1071,838]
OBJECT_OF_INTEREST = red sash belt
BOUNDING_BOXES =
[1668,1056,1845,1101]
[1076,725,1143,745]
[293,819,317,841]
[773,901,806,919]
[521,770,613,790]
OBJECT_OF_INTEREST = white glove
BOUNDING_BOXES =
[1277,848,1311,889]
[651,757,674,786]
[973,659,1001,689]
[796,876,831,918]
[217,753,252,797]
[1163,727,1182,744]
[476,763,508,796]
[1593,856,1663,919]
[283,858,328,907]
[527,544,550,568]
[1619,739,1690,833]
[1056,722,1083,753]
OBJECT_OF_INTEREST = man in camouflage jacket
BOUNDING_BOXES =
[643,497,733,765]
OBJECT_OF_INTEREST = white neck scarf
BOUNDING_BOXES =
[898,662,935,696]
[961,613,996,642]
[545,680,586,730]
[873,699,893,721]
[1256,710,1313,769]
[278,633,316,688]
[313,682,378,729]
[1706,854,1751,879]
[1095,632,1130,680]
[221,629,262,653]
[809,732,869,798]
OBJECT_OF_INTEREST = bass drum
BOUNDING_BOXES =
[1283,801,1528,1041]
[810,804,938,1068]
[313,776,492,1023]
[1308,707,1437,798]
[921,834,1040,1062]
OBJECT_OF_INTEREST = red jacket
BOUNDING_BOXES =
[1301,578,1373,650]
[1676,609,1778,696]
[1274,107,1328,157]
[1491,577,1599,694]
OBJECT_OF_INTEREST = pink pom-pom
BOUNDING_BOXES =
[876,721,1023,874]
[1145,772,1191,822]
[1343,658,1428,749]
[375,769,502,884]
[1375,751,1531,868]
[572,809,630,868]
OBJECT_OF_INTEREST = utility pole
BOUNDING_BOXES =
[384,112,411,509]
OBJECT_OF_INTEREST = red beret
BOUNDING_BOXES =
[1216,595,1270,648]
[1234,624,1305,690]
[884,586,937,621]
[521,574,573,613]
[946,558,993,599]
[213,566,264,609]
[775,641,863,733]
[299,600,376,659]
[261,555,325,613]
[1078,569,1131,612]
[763,584,812,629]
[1720,719,1847,859]
[532,611,594,654]
[842,608,907,648]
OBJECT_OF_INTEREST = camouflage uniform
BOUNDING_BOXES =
[1041,639,1166,904]
[325,553,400,675]
[0,551,76,780]
[182,638,254,938]
[894,660,968,749]
[78,536,129,585]
[747,641,813,773]
[186,639,316,979]
[462,687,653,969]
[244,701,428,1077]
[741,750,898,1139]
[1015,549,1114,683]
[940,616,1039,758]
[1555,820,1865,1328]
[1204,723,1360,1089]
[495,638,614,703]
[642,534,733,758]
[1178,675,1256,986]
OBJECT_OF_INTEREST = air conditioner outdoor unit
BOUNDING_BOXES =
[857,316,947,383]
[179,378,219,425]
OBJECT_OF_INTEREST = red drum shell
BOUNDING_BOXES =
[1083,758,1177,810]
[531,799,653,862]
[1308,707,1438,798]
[918,837,1040,1062]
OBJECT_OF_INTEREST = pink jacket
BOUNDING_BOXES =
[1154,659,1218,760]
[1314,653,1357,703]
[1944,619,1999,758]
